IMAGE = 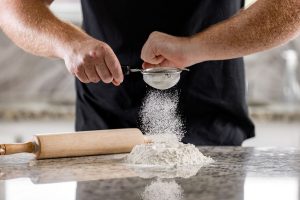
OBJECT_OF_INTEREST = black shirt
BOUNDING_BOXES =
[77,0,255,145]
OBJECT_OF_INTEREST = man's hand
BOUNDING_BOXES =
[64,38,123,85]
[0,0,123,86]
[141,31,195,69]
[142,0,300,66]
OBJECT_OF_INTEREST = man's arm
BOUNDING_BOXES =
[141,0,300,68]
[0,0,123,85]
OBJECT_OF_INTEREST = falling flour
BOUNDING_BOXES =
[126,90,213,168]
[139,90,184,141]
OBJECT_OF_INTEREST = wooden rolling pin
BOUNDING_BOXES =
[0,128,150,159]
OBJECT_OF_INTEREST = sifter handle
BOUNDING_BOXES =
[121,65,131,75]
[0,142,35,155]
[121,65,142,75]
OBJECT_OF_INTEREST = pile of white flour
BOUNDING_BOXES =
[126,90,213,167]
[127,134,213,167]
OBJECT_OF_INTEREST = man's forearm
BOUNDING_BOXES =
[0,0,88,59]
[0,0,123,85]
[189,0,300,62]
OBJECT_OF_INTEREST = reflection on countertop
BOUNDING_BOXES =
[0,147,299,200]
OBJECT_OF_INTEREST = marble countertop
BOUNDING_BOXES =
[0,147,299,200]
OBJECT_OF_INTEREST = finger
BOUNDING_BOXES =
[90,46,114,84]
[104,47,123,84]
[112,79,120,86]
[142,58,165,69]
[143,60,181,69]
[75,66,89,83]
[95,62,113,83]
[84,65,101,83]
[142,62,155,69]
[158,60,175,68]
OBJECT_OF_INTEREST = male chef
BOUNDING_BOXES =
[0,0,299,145]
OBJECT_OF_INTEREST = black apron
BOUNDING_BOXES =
[77,0,255,145]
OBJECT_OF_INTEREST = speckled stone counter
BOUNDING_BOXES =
[0,147,300,200]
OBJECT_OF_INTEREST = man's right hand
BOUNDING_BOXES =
[64,38,123,86]
[0,0,123,86]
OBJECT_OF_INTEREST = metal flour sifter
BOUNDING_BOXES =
[121,65,189,90]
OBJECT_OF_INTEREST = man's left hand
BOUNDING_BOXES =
[141,31,195,69]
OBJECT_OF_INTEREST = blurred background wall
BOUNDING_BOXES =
[0,0,80,104]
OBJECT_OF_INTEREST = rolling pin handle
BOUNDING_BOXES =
[0,144,6,155]
[0,142,35,155]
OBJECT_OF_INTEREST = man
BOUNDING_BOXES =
[0,0,299,145]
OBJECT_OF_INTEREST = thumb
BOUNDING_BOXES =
[142,55,165,66]
[142,56,166,69]
[142,62,159,69]
[142,56,165,69]
[158,60,175,68]
[142,62,151,69]
[143,60,182,69]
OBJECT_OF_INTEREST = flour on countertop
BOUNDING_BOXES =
[126,90,213,169]
[126,137,213,167]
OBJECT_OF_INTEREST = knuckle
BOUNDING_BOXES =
[101,43,110,50]
[95,43,108,53]
[82,55,91,63]
[149,31,157,38]
[92,44,109,58]
[149,31,161,40]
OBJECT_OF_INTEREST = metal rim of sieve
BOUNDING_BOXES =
[141,67,183,75]
[141,67,183,90]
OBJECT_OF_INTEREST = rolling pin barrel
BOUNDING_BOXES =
[0,128,147,159]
